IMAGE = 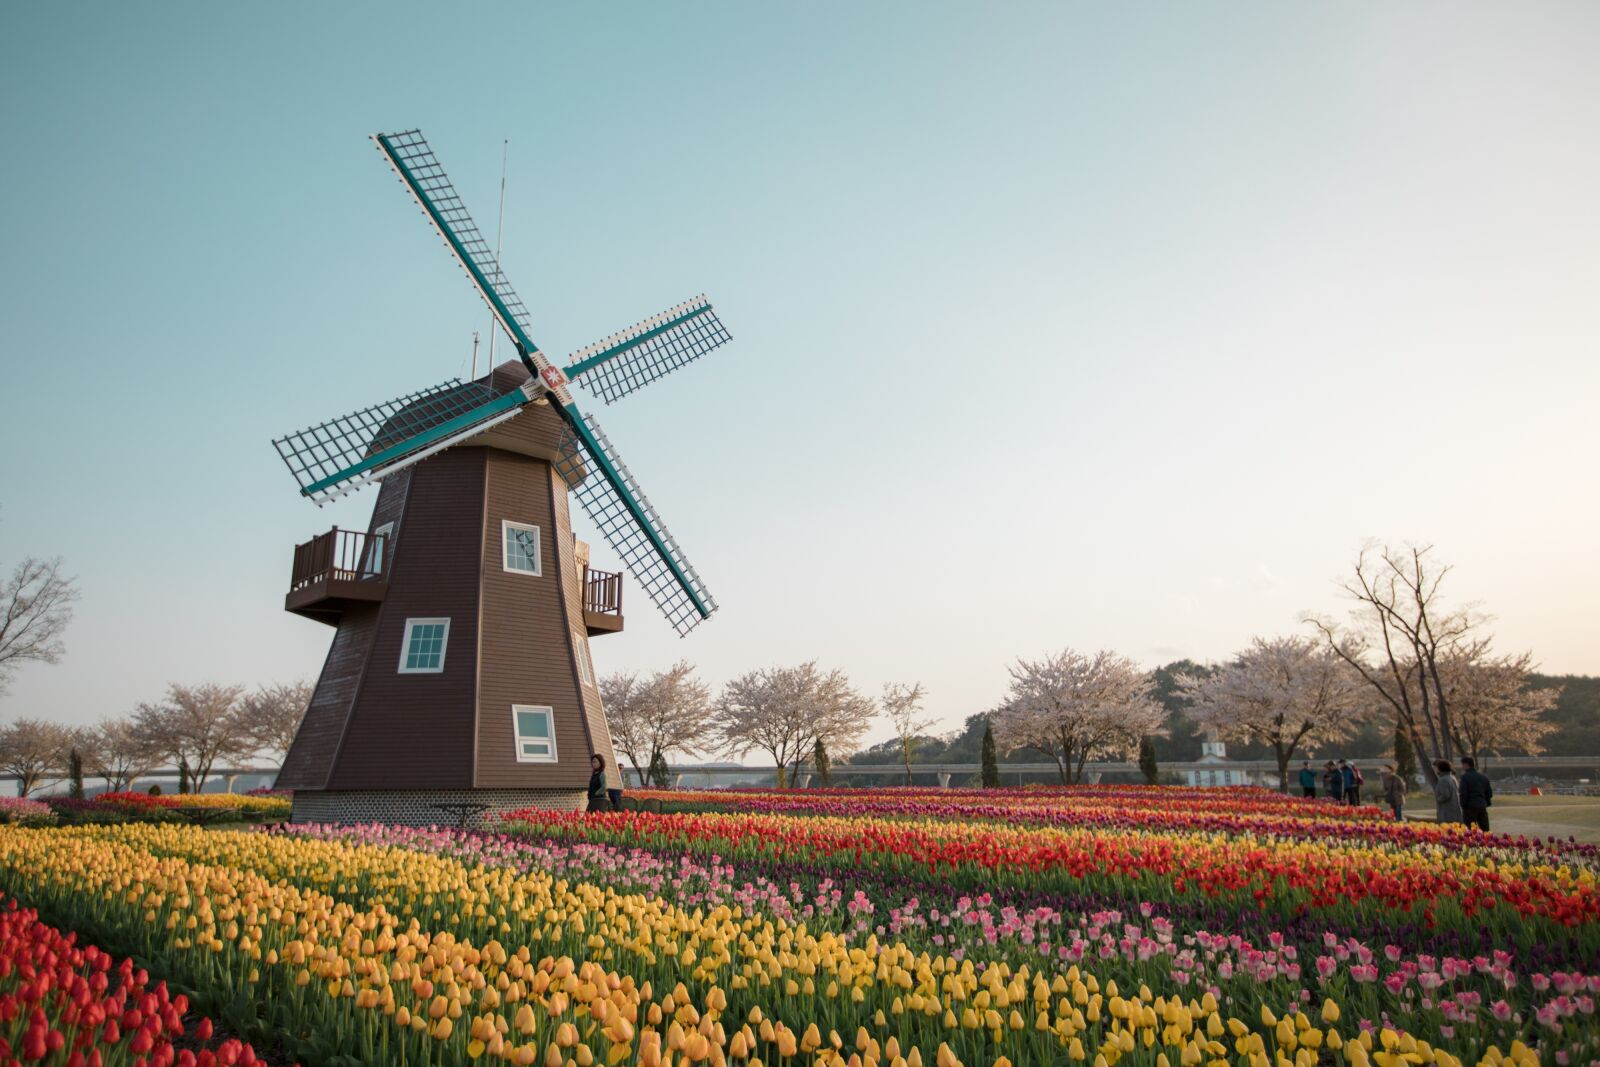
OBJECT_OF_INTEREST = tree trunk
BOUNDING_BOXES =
[1273,745,1291,794]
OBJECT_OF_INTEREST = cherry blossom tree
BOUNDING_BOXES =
[0,716,73,796]
[242,681,314,763]
[881,681,933,785]
[991,649,1164,784]
[135,683,253,793]
[1436,645,1560,762]
[603,661,713,787]
[713,663,873,787]
[1175,636,1369,793]
[81,716,163,793]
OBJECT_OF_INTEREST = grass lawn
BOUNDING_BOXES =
[1405,790,1600,843]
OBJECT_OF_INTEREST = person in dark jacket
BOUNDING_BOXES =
[587,754,610,812]
[1381,763,1406,820]
[1298,762,1317,798]
[1323,761,1343,803]
[1344,762,1364,806]
[1459,756,1493,831]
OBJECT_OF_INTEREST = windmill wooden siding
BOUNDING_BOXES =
[474,455,594,789]
[277,364,623,816]
[328,447,484,789]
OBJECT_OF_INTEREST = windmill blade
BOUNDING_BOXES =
[554,413,717,636]
[566,295,732,405]
[373,130,540,358]
[274,377,535,504]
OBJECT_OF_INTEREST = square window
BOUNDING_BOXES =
[503,521,542,575]
[398,617,450,674]
[513,705,557,763]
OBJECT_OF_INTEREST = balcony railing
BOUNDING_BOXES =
[584,568,622,617]
[290,527,388,593]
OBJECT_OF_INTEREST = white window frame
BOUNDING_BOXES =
[512,704,558,763]
[573,631,594,687]
[364,522,394,578]
[502,520,542,576]
[397,617,450,674]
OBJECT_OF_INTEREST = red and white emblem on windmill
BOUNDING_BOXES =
[539,364,569,391]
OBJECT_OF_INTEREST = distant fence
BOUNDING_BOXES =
[7,767,281,799]
[627,756,1600,790]
[12,756,1595,798]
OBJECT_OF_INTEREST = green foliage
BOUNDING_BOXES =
[177,756,191,795]
[980,721,1000,788]
[648,750,670,789]
[812,738,831,788]
[1138,735,1159,785]
[1527,674,1600,755]
[67,748,84,800]
[1393,720,1418,782]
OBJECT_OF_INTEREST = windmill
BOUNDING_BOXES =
[270,129,732,826]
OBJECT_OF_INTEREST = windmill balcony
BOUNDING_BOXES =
[583,568,625,636]
[285,527,389,625]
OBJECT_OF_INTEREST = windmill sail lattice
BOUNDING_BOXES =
[556,415,717,635]
[567,296,733,405]
[273,378,528,503]
[375,130,537,347]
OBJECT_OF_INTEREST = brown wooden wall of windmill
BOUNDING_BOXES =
[277,365,623,822]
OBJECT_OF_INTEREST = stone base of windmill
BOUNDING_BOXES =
[289,788,585,829]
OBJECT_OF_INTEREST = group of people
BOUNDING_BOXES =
[1298,759,1379,806]
[1430,756,1494,830]
[1298,755,1493,828]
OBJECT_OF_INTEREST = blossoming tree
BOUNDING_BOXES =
[992,648,1164,784]
[1175,635,1368,793]
[602,661,714,787]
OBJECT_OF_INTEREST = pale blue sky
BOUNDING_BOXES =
[2,2,1597,745]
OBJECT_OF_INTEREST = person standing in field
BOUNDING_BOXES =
[1381,763,1405,820]
[587,754,610,813]
[1298,761,1317,798]
[1337,764,1363,806]
[1433,760,1463,825]
[1323,761,1343,804]
[1344,761,1363,806]
[1459,756,1493,831]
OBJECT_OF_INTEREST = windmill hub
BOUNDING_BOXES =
[270,130,733,827]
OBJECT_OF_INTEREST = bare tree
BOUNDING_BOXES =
[135,683,252,792]
[991,649,1165,784]
[0,556,79,696]
[1176,636,1369,793]
[0,717,74,796]
[81,717,163,792]
[881,682,933,785]
[603,662,713,787]
[1307,542,1515,784]
[242,681,314,763]
[713,663,873,787]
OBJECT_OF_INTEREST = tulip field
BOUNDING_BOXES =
[0,787,1595,1066]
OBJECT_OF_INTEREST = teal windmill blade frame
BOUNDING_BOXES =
[367,128,722,633]
[373,130,548,370]
[555,413,716,635]
[566,295,732,405]
[273,377,533,503]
